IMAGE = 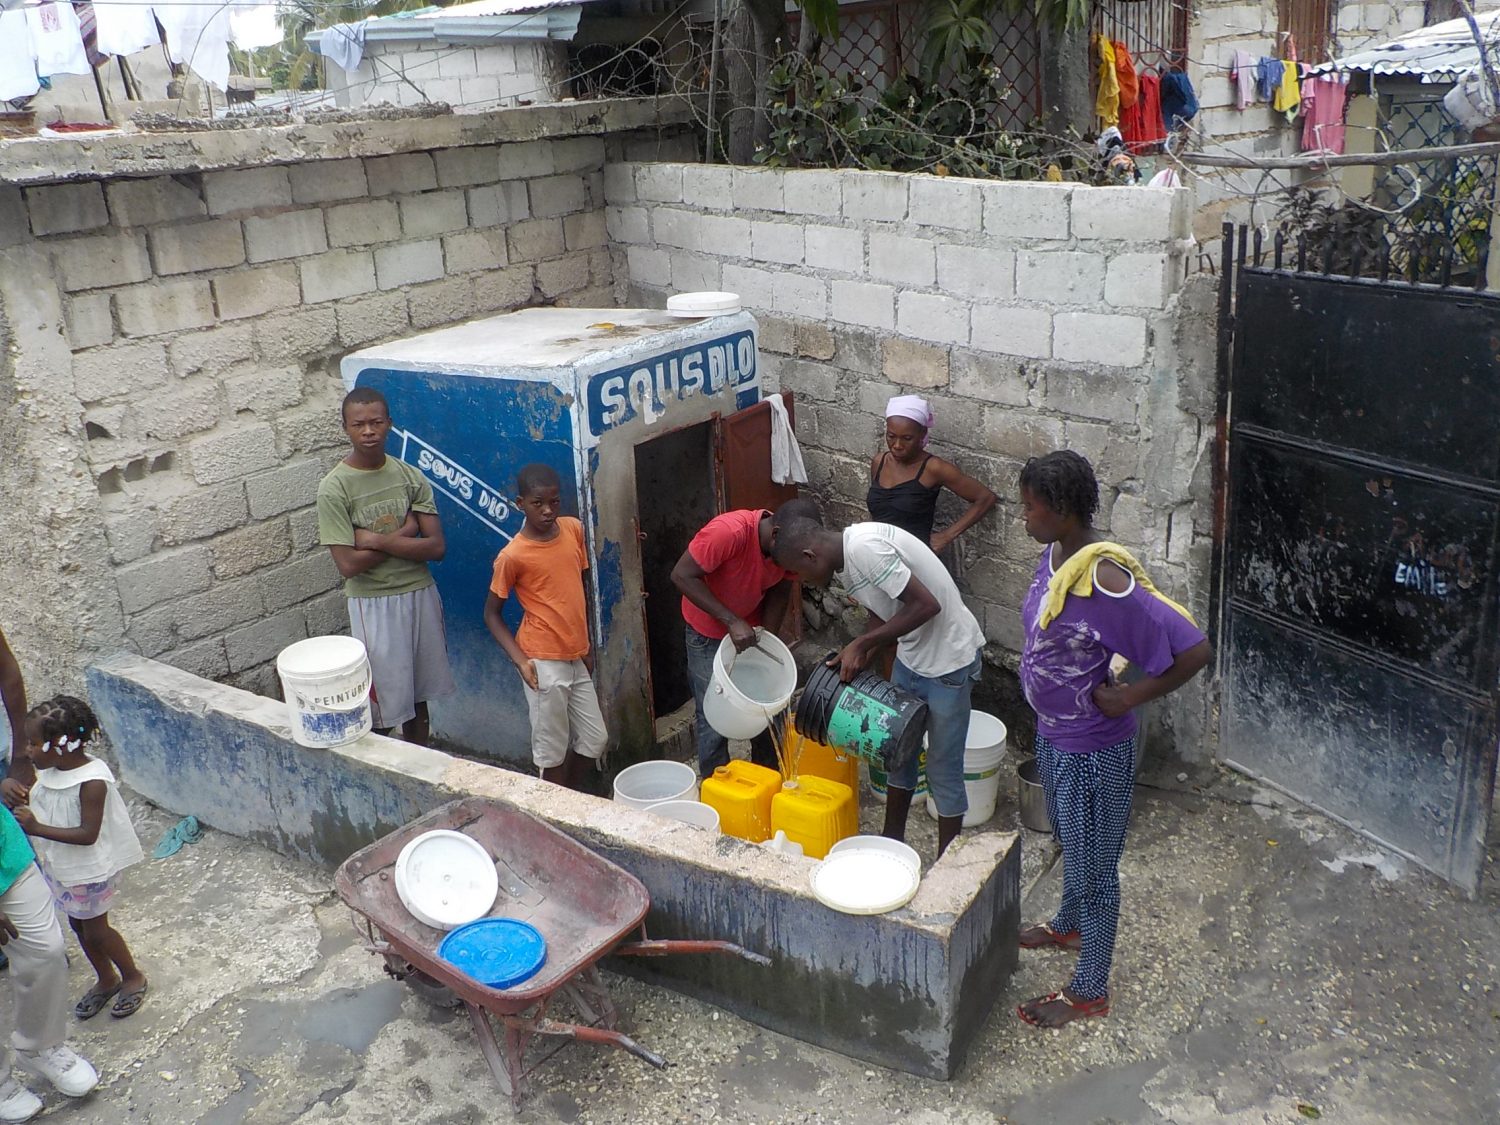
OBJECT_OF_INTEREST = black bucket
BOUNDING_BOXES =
[795,655,928,775]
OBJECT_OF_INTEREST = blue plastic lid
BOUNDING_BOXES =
[438,918,547,990]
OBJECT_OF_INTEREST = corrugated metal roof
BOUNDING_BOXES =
[1309,12,1500,84]
[309,0,594,49]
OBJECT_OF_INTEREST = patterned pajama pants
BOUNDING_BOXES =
[1036,733,1137,1001]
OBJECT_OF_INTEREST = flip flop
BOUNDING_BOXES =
[1016,990,1110,1028]
[75,983,122,1021]
[110,982,148,1019]
[1018,923,1082,951]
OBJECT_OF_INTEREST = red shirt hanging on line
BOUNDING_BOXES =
[1121,69,1167,153]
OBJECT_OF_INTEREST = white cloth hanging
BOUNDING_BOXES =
[766,393,808,486]
[318,21,368,75]
[26,0,91,78]
[0,10,41,101]
[157,3,234,90]
[230,4,282,51]
[94,1,163,59]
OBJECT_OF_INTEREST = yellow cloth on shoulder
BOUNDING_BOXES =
[1040,541,1198,631]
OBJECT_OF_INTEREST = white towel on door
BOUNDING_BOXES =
[766,393,807,486]
[27,0,91,77]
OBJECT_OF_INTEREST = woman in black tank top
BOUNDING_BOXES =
[866,396,997,554]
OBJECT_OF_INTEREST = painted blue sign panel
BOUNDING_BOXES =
[586,331,757,437]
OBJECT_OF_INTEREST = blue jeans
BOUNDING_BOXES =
[887,650,981,818]
[684,626,776,777]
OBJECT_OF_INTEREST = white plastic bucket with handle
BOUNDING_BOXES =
[276,636,373,749]
[612,760,698,809]
[925,711,1008,827]
[644,799,721,833]
[703,628,797,739]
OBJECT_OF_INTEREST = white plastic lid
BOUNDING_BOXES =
[810,848,920,915]
[276,635,367,678]
[394,830,499,931]
[666,291,742,318]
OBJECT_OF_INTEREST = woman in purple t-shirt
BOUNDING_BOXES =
[1014,452,1211,1029]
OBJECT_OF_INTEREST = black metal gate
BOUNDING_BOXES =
[1215,226,1500,894]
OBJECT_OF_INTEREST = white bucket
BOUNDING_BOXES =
[276,635,373,749]
[925,711,1008,827]
[645,799,721,834]
[703,629,797,739]
[612,760,698,809]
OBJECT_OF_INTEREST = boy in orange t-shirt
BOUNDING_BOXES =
[483,464,607,790]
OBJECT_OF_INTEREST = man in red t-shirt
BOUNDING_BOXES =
[671,500,814,776]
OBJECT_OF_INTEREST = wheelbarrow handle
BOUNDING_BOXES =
[615,939,773,967]
[531,1019,669,1069]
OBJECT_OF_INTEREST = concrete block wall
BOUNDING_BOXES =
[0,129,678,703]
[328,41,570,110]
[606,164,1216,760]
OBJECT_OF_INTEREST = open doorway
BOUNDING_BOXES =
[634,421,717,722]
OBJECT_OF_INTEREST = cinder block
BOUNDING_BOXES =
[125,574,266,654]
[549,137,605,176]
[908,177,981,230]
[137,379,223,440]
[53,231,150,291]
[536,254,591,299]
[149,219,246,275]
[935,244,1011,302]
[869,232,936,286]
[1016,250,1106,304]
[244,210,328,263]
[506,218,564,262]
[1071,186,1179,241]
[408,276,478,328]
[652,208,696,251]
[720,264,777,310]
[188,422,280,485]
[213,263,302,322]
[302,589,349,637]
[433,147,499,189]
[1044,367,1140,424]
[680,164,733,210]
[364,153,438,197]
[751,221,804,265]
[897,291,970,346]
[772,273,827,320]
[843,172,908,222]
[374,239,445,289]
[472,265,535,313]
[114,546,213,614]
[497,140,556,180]
[602,163,636,204]
[288,159,369,205]
[950,351,1031,407]
[203,167,293,216]
[626,245,671,287]
[300,250,378,303]
[980,182,1071,241]
[563,211,607,252]
[804,225,863,272]
[225,364,303,415]
[442,229,509,274]
[1105,252,1173,309]
[435,48,478,79]
[971,306,1053,359]
[73,340,167,403]
[116,279,215,337]
[254,306,338,364]
[325,199,401,247]
[830,280,895,330]
[985,411,1065,461]
[272,403,345,460]
[225,608,308,673]
[882,338,950,388]
[158,480,250,545]
[0,185,28,248]
[635,164,684,204]
[160,637,231,681]
[782,171,843,217]
[26,182,109,235]
[1053,312,1148,367]
[106,177,206,227]
[287,506,322,554]
[459,75,502,107]
[338,290,411,347]
[260,551,343,612]
[245,458,326,521]
[398,190,469,238]
[527,174,588,219]
[65,293,114,350]
[104,509,160,564]
[732,168,783,212]
[668,251,720,293]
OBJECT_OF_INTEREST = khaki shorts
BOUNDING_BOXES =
[524,659,608,769]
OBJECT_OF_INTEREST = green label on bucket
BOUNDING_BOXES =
[825,692,901,765]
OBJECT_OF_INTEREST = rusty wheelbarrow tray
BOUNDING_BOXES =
[334,797,768,1109]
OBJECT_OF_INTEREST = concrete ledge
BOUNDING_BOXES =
[0,97,697,187]
[87,652,1019,1079]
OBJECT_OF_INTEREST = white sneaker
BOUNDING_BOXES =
[14,1045,98,1098]
[0,1075,40,1123]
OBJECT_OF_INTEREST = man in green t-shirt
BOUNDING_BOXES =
[316,388,455,746]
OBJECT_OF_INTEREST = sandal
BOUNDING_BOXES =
[74,983,121,1021]
[1017,990,1110,1028]
[1018,923,1081,951]
[110,982,148,1019]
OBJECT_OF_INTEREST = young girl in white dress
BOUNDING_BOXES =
[14,696,147,1020]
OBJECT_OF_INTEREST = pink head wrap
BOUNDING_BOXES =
[885,395,933,447]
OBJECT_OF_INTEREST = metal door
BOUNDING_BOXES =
[1217,233,1500,894]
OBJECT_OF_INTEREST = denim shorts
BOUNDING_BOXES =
[886,650,981,818]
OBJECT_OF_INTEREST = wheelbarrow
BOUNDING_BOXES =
[334,797,770,1110]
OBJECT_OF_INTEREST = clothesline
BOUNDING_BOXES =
[1179,140,1500,170]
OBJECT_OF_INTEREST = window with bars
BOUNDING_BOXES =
[1278,0,1336,63]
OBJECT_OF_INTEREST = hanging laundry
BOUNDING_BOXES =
[319,22,369,75]
[1232,50,1257,110]
[1094,35,1120,127]
[1273,60,1300,122]
[1255,57,1282,102]
[157,3,235,90]
[94,0,163,59]
[26,0,91,78]
[1121,69,1167,153]
[1113,42,1139,110]
[0,10,41,102]
[1301,72,1349,155]
[1160,70,1199,131]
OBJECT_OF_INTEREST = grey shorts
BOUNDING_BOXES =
[348,584,455,730]
[523,659,608,769]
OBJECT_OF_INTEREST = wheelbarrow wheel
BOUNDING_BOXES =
[404,968,462,1010]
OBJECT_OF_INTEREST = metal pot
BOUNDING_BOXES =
[1016,757,1051,834]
